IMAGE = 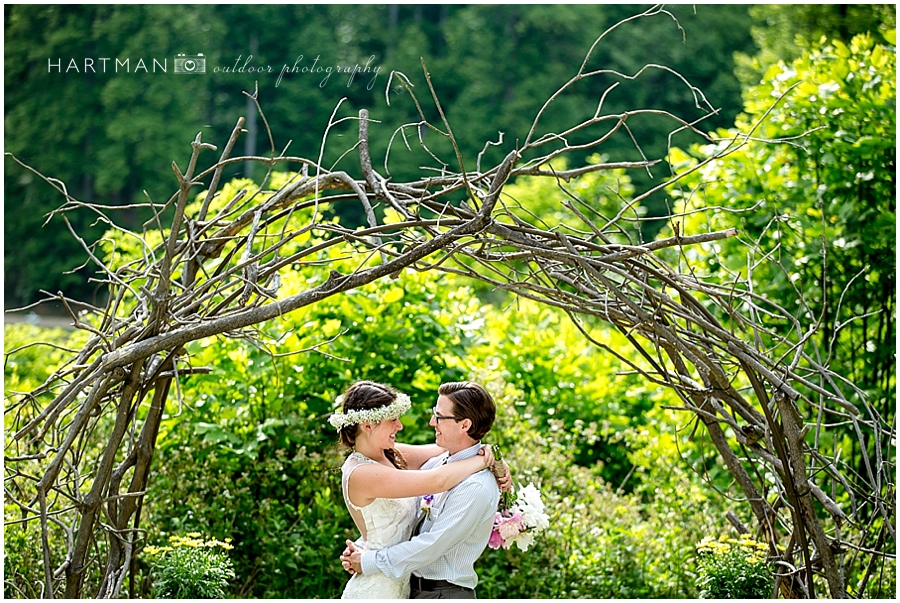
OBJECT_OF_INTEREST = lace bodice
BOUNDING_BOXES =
[340,451,418,599]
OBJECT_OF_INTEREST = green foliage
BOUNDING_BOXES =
[3,324,90,399]
[736,4,896,86]
[146,434,350,598]
[500,154,638,243]
[146,534,235,599]
[4,4,225,304]
[4,325,101,598]
[669,30,896,413]
[474,376,722,599]
[465,295,659,488]
[3,501,64,599]
[695,535,773,599]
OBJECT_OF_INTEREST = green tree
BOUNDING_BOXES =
[5,5,757,305]
[671,29,895,416]
[667,31,895,594]
[736,4,896,86]
[4,5,224,305]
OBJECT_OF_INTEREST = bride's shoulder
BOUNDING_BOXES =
[343,450,383,470]
[343,450,368,464]
[341,451,362,468]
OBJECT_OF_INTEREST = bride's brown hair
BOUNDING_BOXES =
[337,381,408,470]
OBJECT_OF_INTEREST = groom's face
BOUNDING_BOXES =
[430,394,470,452]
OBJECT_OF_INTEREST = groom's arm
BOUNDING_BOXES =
[358,476,495,580]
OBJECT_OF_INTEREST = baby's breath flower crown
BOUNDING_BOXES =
[328,392,411,430]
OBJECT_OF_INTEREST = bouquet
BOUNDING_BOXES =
[487,449,549,552]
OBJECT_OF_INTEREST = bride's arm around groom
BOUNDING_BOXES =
[345,382,502,599]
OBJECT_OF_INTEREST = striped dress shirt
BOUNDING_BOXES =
[359,442,500,590]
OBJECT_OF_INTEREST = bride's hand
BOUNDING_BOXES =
[478,444,495,468]
[494,460,512,492]
[478,445,511,490]
[341,541,358,575]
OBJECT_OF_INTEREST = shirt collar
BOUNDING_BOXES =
[445,441,482,464]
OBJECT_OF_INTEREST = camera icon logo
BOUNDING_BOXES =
[174,53,206,74]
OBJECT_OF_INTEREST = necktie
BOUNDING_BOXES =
[413,455,449,536]
[413,508,427,536]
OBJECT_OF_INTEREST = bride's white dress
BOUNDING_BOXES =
[340,451,418,599]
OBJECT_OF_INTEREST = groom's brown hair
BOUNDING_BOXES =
[438,381,495,441]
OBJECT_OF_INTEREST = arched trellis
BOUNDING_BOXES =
[3,7,894,599]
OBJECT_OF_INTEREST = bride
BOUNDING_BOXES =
[330,381,497,599]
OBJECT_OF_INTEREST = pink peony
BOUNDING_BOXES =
[488,528,505,550]
[487,481,549,555]
[497,514,524,540]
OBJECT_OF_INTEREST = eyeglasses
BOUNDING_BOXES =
[431,407,462,422]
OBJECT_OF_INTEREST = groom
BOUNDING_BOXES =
[341,381,501,599]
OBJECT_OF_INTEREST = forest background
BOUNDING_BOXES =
[4,4,896,599]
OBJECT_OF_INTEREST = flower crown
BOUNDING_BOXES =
[328,393,412,431]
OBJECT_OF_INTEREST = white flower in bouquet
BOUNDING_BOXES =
[510,530,534,552]
[489,482,549,553]
[510,483,550,530]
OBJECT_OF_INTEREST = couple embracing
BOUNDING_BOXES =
[330,380,510,599]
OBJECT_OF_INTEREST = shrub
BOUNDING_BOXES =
[475,373,725,599]
[695,534,772,599]
[146,534,235,599]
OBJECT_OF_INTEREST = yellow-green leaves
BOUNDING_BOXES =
[382,287,405,304]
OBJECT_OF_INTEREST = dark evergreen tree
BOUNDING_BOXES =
[5,4,759,305]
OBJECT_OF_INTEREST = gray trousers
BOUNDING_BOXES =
[409,576,477,600]
[411,585,477,599]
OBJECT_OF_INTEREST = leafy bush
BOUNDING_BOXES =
[146,534,235,598]
[475,373,724,598]
[145,439,351,598]
[695,534,772,599]
[3,502,62,599]
[3,324,90,395]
